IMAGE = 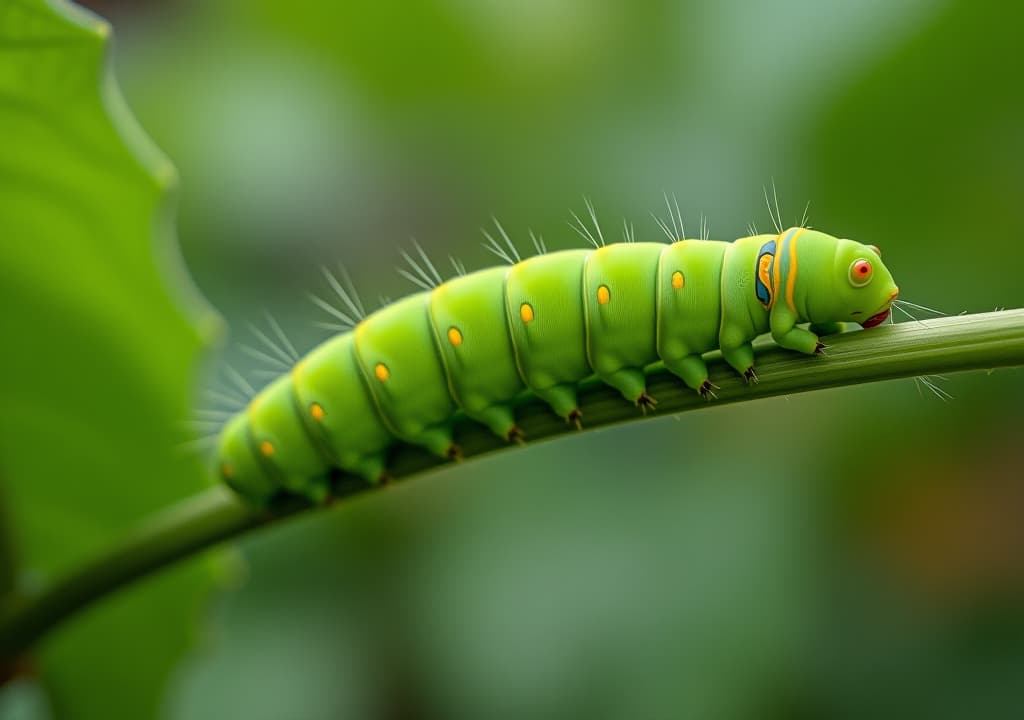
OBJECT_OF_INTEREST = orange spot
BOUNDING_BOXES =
[520,303,534,323]
[260,441,274,457]
[374,363,389,382]
[221,463,234,479]
[447,327,463,346]
[597,285,610,305]
[671,271,684,290]
[310,402,325,421]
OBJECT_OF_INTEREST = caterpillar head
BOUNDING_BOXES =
[216,413,275,504]
[822,238,899,328]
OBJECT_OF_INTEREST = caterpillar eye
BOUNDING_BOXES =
[849,259,873,287]
[868,244,881,256]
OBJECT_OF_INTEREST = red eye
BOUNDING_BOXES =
[849,259,873,287]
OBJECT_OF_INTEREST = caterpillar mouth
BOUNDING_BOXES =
[860,307,890,328]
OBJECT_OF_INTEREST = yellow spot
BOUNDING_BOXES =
[374,363,390,382]
[310,402,325,421]
[447,327,463,346]
[260,441,274,457]
[671,271,684,290]
[520,303,534,323]
[597,285,610,305]
[221,463,234,479]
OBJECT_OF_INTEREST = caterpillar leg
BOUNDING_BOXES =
[775,326,821,355]
[809,321,844,336]
[306,480,331,504]
[469,404,523,443]
[409,426,460,461]
[597,366,655,410]
[283,473,332,505]
[770,306,821,355]
[533,383,582,426]
[343,453,388,486]
[721,340,756,382]
[664,354,716,398]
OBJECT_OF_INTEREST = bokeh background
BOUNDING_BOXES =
[4,0,1024,717]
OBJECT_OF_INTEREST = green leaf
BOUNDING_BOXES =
[0,0,222,716]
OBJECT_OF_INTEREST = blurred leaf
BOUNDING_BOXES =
[811,0,1024,306]
[36,0,1021,717]
[0,0,221,717]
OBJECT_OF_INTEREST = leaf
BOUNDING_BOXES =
[0,0,223,716]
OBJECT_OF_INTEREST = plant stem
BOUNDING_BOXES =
[1,309,1022,661]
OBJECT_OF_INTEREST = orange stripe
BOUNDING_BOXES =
[785,228,805,313]
[770,232,783,308]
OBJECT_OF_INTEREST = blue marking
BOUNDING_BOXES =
[754,240,776,306]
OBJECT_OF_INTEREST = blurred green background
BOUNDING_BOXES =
[3,0,1023,717]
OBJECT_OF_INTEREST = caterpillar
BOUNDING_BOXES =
[214,209,899,505]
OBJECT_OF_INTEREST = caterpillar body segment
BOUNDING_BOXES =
[292,333,391,486]
[216,228,899,504]
[504,250,592,420]
[719,236,774,376]
[584,242,663,405]
[219,414,276,502]
[429,266,525,440]
[354,294,458,458]
[656,239,730,393]
[246,376,331,502]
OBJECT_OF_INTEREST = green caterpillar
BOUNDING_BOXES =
[215,217,899,505]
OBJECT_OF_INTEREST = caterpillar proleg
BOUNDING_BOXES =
[216,221,899,504]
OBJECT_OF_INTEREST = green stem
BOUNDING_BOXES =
[1,309,1022,661]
